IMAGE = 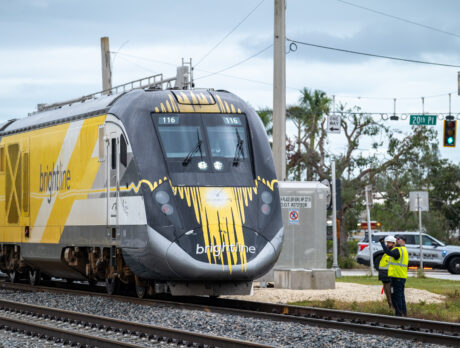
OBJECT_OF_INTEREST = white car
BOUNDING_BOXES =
[356,231,460,274]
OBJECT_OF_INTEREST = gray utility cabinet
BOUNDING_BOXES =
[259,181,334,289]
[277,181,329,269]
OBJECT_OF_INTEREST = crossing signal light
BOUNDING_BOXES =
[443,120,456,147]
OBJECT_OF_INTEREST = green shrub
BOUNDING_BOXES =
[347,239,359,255]
[326,240,333,253]
[326,254,356,269]
[339,256,356,269]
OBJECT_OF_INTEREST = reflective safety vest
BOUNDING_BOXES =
[379,254,390,270]
[388,246,409,279]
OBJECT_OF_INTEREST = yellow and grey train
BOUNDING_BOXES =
[0,88,283,296]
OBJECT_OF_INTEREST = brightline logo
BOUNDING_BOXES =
[39,162,71,203]
[196,243,256,258]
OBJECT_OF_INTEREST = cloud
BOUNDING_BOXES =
[0,0,458,163]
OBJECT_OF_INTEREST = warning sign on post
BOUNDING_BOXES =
[280,196,312,208]
[289,209,299,224]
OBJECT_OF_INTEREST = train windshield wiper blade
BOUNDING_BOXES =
[233,129,244,166]
[183,130,202,166]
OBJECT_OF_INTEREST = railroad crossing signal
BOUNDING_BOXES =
[443,120,457,147]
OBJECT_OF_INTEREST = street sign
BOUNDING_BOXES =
[327,114,341,133]
[409,114,437,126]
[409,191,429,211]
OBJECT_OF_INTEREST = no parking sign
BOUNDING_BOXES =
[289,209,299,224]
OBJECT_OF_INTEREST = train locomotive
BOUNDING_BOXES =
[0,86,283,296]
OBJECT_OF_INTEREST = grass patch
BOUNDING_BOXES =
[290,276,460,322]
[338,276,459,297]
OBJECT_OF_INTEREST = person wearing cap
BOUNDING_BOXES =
[379,234,409,316]
[378,235,396,308]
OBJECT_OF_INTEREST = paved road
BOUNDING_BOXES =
[341,269,460,281]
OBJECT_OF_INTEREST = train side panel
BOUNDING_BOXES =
[0,115,126,278]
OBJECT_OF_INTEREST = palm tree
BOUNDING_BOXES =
[257,107,273,137]
[299,88,331,156]
[286,88,331,181]
[286,105,308,180]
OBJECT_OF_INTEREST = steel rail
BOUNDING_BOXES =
[0,299,270,348]
[2,280,459,346]
[142,296,459,346]
[185,296,460,334]
[0,314,140,348]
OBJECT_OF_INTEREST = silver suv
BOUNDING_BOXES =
[356,231,460,274]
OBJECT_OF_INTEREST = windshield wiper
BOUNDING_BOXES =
[233,129,244,166]
[183,130,202,166]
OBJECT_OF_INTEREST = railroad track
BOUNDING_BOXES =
[0,298,269,348]
[1,280,459,346]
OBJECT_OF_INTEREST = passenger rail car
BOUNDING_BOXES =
[0,88,283,296]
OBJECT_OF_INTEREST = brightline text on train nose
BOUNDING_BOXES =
[196,243,256,257]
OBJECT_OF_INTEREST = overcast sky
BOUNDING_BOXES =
[1,0,459,164]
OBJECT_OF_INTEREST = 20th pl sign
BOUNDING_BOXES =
[410,114,437,126]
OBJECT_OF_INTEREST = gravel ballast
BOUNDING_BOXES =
[225,282,446,304]
[0,288,447,348]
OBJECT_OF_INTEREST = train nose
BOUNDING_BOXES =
[166,226,282,280]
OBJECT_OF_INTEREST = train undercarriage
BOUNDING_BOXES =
[0,244,253,298]
[0,244,160,298]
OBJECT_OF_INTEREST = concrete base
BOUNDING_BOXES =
[311,269,335,289]
[273,268,335,290]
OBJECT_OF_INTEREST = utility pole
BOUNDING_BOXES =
[273,0,286,180]
[101,37,112,94]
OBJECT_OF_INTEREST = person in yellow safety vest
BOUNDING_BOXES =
[379,234,409,316]
[378,235,396,308]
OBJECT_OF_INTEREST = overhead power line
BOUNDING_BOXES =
[116,55,159,74]
[111,51,179,68]
[111,50,275,87]
[194,0,266,67]
[287,38,460,68]
[337,0,460,39]
[195,44,272,80]
[337,91,457,101]
[112,51,457,102]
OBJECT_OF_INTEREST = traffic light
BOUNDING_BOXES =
[443,120,457,147]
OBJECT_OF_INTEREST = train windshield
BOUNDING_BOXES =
[204,115,248,160]
[157,126,206,159]
[152,113,252,177]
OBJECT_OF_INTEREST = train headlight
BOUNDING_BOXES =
[213,161,224,171]
[155,191,170,204]
[161,203,174,216]
[261,204,271,215]
[261,191,273,204]
[197,161,208,170]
